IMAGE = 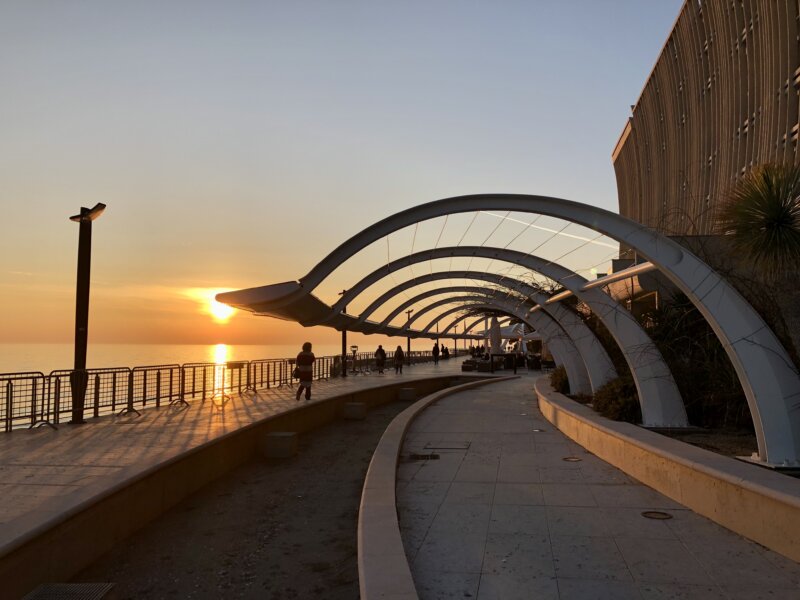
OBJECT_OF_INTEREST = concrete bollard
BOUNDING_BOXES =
[398,388,416,402]
[342,402,367,420]
[260,432,298,458]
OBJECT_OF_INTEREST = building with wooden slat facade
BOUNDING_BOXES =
[613,0,800,235]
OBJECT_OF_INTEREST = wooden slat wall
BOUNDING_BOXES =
[613,0,800,235]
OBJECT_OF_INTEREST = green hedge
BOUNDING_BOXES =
[592,375,641,424]
[549,365,569,395]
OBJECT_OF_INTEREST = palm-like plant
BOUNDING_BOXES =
[717,163,800,279]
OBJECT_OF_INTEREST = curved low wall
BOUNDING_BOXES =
[358,375,519,600]
[535,377,800,562]
[1,376,481,600]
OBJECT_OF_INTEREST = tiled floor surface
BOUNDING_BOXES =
[397,375,800,600]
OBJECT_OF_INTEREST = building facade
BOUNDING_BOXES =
[613,0,800,235]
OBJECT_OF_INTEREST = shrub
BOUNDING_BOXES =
[717,163,800,280]
[592,375,642,424]
[549,365,570,394]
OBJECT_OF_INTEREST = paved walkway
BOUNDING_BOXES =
[0,360,463,535]
[397,375,800,599]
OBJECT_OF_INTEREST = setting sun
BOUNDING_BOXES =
[184,288,237,324]
[210,298,235,322]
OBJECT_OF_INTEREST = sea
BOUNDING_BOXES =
[0,343,358,375]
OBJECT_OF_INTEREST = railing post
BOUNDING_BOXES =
[5,381,12,432]
[117,369,140,417]
[111,372,117,412]
[93,374,100,418]
[30,378,37,428]
[54,377,61,425]
[169,368,175,403]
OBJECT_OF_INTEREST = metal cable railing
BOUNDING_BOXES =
[0,349,454,431]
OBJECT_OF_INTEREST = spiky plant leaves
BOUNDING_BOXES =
[717,163,800,279]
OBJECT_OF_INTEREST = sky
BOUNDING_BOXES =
[0,0,683,348]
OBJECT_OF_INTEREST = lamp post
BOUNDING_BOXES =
[405,308,413,366]
[68,203,106,424]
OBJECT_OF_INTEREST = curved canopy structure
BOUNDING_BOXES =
[218,194,800,465]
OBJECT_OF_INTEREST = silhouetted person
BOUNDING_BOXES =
[375,345,386,374]
[432,342,440,365]
[443,346,449,359]
[394,346,405,374]
[295,341,315,401]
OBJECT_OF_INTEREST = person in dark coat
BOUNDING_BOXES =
[375,345,387,374]
[394,346,405,374]
[295,342,316,401]
[432,342,440,365]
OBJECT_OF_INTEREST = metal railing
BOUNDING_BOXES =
[0,348,461,431]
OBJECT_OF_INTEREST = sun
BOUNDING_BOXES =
[210,298,235,323]
[184,288,237,324]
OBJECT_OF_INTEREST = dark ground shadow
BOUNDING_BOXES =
[75,400,410,599]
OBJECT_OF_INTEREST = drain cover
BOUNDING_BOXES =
[641,511,673,520]
[562,456,582,462]
[407,453,440,461]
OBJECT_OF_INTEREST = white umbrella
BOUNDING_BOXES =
[489,316,503,355]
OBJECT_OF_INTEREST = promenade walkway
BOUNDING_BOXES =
[397,374,800,599]
[0,360,463,539]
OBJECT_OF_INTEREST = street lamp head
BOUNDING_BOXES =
[70,203,106,223]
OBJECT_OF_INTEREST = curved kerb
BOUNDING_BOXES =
[358,375,518,600]
[220,194,800,464]
[322,246,685,427]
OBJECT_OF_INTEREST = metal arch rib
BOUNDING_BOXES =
[356,271,617,392]
[418,293,593,395]
[428,297,591,395]
[218,193,800,464]
[357,271,522,325]
[309,245,682,426]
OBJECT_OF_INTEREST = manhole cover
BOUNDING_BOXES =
[641,511,673,520]
[562,456,582,462]
[407,453,440,461]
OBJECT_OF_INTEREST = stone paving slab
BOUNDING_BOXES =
[396,375,800,599]
[0,361,465,533]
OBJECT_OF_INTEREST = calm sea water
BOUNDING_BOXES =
[0,343,355,374]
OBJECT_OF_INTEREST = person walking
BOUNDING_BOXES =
[432,342,440,365]
[295,341,316,401]
[375,344,387,374]
[394,345,405,374]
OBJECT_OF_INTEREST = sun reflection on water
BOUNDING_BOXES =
[212,344,229,396]
[213,343,229,364]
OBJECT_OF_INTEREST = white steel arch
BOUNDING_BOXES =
[219,194,800,464]
[315,246,684,427]
[357,272,617,392]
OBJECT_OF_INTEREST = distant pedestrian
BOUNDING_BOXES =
[432,342,440,365]
[295,342,316,401]
[443,346,450,360]
[375,345,387,374]
[394,346,405,374]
